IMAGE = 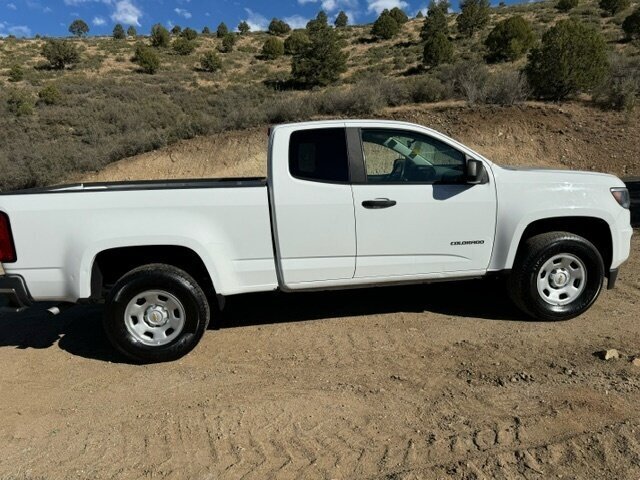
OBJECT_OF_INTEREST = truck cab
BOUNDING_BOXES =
[270,121,496,288]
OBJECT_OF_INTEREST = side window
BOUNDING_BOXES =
[289,128,349,183]
[361,129,466,184]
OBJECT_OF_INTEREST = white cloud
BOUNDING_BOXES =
[7,3,17,10]
[25,0,52,11]
[242,8,268,31]
[110,0,141,26]
[174,7,192,19]
[366,0,408,13]
[415,5,428,15]
[92,16,106,25]
[9,25,32,36]
[283,15,309,29]
[63,0,141,26]
[298,0,358,12]
[0,21,31,38]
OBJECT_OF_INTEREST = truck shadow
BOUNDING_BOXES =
[216,279,526,329]
[0,279,528,363]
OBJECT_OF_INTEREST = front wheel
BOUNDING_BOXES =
[508,232,604,321]
[104,264,210,363]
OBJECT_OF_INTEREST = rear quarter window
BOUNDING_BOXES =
[288,128,349,183]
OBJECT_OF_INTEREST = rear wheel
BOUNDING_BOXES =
[508,232,604,321]
[104,264,210,363]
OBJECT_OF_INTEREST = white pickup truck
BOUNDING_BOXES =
[0,120,633,362]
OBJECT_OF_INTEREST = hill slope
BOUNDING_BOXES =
[0,0,639,190]
[78,101,639,184]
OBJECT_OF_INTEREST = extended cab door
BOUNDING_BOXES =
[269,125,357,286]
[351,127,497,278]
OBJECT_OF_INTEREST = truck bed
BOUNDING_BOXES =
[0,179,277,301]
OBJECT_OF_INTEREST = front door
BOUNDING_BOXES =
[351,128,497,279]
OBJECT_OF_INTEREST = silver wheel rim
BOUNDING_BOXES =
[124,290,186,347]
[536,253,587,306]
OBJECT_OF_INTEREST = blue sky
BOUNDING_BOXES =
[0,0,511,38]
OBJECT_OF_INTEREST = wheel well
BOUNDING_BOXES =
[515,217,613,272]
[91,246,214,300]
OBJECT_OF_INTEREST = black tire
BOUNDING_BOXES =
[104,264,210,363]
[508,232,604,321]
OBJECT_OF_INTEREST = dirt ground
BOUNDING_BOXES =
[0,236,637,480]
[1,101,639,479]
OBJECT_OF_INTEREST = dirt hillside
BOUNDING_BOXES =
[78,101,640,184]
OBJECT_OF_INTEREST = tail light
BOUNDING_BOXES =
[0,212,17,263]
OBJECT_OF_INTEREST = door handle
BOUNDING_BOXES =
[362,198,397,209]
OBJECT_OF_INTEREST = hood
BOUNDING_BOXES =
[497,165,625,187]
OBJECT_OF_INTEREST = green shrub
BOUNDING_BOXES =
[216,23,229,38]
[599,0,630,16]
[269,18,291,36]
[41,39,80,70]
[457,0,491,37]
[238,21,251,35]
[8,65,24,82]
[556,0,579,12]
[7,90,34,117]
[335,11,349,27]
[113,24,126,40]
[291,12,347,86]
[220,33,237,53]
[423,32,454,67]
[622,8,640,39]
[173,37,197,56]
[593,55,640,111]
[306,11,329,33]
[181,28,198,41]
[132,44,161,73]
[485,16,535,62]
[69,19,89,38]
[150,24,170,48]
[171,25,182,36]
[38,84,62,105]
[127,26,137,38]
[525,20,608,100]
[200,51,223,72]
[389,7,409,24]
[372,9,400,39]
[284,31,310,55]
[202,26,211,35]
[420,0,450,39]
[261,37,285,59]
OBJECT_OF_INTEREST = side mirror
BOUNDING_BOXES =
[466,158,488,185]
